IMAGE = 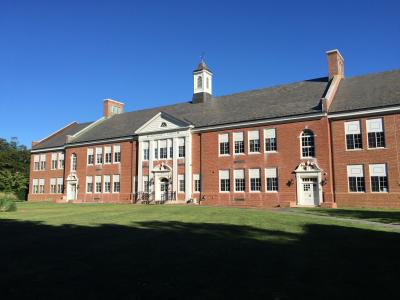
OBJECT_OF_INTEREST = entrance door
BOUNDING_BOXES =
[67,183,77,201]
[160,178,169,201]
[301,177,319,206]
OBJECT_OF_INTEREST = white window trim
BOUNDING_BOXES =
[369,163,388,193]
[219,170,230,193]
[265,168,278,193]
[112,175,120,193]
[234,169,245,193]
[249,169,261,193]
[300,131,316,159]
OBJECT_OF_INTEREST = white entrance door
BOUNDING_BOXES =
[160,178,169,201]
[67,183,77,201]
[301,177,319,206]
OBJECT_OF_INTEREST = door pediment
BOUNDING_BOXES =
[135,112,190,134]
[295,160,322,173]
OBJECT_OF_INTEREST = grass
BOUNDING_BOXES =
[296,207,400,224]
[1,202,399,299]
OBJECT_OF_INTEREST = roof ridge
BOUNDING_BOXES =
[343,69,400,80]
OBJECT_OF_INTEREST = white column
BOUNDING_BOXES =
[185,133,192,201]
[173,137,178,194]
[137,141,142,193]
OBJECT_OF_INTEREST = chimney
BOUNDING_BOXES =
[103,99,124,118]
[326,49,344,80]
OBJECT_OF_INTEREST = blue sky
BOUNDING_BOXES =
[1,0,399,147]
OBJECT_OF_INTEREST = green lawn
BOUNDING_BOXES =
[1,202,399,299]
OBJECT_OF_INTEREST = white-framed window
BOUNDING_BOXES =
[154,141,158,159]
[57,178,63,194]
[178,138,185,158]
[264,128,277,152]
[347,165,365,192]
[197,76,203,89]
[265,168,278,191]
[39,178,45,194]
[50,178,56,194]
[51,153,58,170]
[104,146,112,164]
[219,170,230,192]
[114,145,121,163]
[193,174,200,192]
[87,148,94,165]
[219,133,230,155]
[58,153,64,169]
[143,175,149,193]
[142,141,149,160]
[168,139,173,158]
[33,155,40,171]
[367,118,385,149]
[40,154,46,170]
[32,179,39,194]
[71,153,77,171]
[96,147,103,164]
[86,176,93,193]
[233,132,244,154]
[301,130,315,158]
[345,121,362,150]
[249,169,261,192]
[369,164,388,192]
[234,169,245,192]
[95,176,102,193]
[159,140,168,159]
[113,175,120,193]
[104,175,111,193]
[178,174,185,192]
[248,130,260,153]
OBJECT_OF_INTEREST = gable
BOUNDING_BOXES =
[135,112,190,134]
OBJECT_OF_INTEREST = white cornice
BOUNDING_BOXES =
[328,106,400,119]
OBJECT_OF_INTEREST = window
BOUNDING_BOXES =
[32,179,39,194]
[265,168,278,191]
[51,153,57,170]
[95,176,102,193]
[114,145,121,163]
[178,138,185,158]
[206,77,209,89]
[193,174,201,192]
[168,139,173,158]
[301,130,315,158]
[345,121,362,150]
[367,119,385,148]
[143,176,149,193]
[96,147,103,164]
[154,141,159,159]
[40,154,46,170]
[369,164,388,192]
[143,142,149,160]
[58,153,64,169]
[71,154,77,171]
[197,76,203,89]
[249,169,261,191]
[50,178,56,194]
[57,178,63,194]
[160,122,167,128]
[219,133,230,155]
[248,130,260,153]
[113,175,120,193]
[159,140,168,159]
[219,170,230,192]
[104,146,112,164]
[111,105,121,114]
[347,165,365,192]
[34,155,39,171]
[234,169,245,192]
[87,148,94,165]
[264,129,277,152]
[179,175,185,192]
[39,178,45,194]
[103,175,111,193]
[233,132,244,154]
[86,176,93,193]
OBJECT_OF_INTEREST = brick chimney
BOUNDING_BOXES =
[103,99,124,118]
[326,49,344,80]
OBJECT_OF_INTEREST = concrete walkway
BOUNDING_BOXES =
[275,208,400,231]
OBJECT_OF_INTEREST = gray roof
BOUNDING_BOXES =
[33,122,92,150]
[71,77,328,144]
[329,70,400,113]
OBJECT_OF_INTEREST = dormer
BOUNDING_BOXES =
[192,59,213,104]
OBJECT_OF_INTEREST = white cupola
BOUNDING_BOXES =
[192,59,213,104]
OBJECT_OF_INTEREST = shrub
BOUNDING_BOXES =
[0,198,17,212]
[0,191,18,201]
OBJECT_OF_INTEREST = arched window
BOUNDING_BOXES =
[197,76,203,89]
[206,77,209,89]
[71,153,77,171]
[301,130,315,158]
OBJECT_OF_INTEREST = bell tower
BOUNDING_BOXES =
[192,58,213,103]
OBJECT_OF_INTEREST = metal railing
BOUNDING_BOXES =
[135,192,176,204]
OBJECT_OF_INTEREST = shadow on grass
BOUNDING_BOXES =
[1,219,399,299]
[303,208,400,224]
